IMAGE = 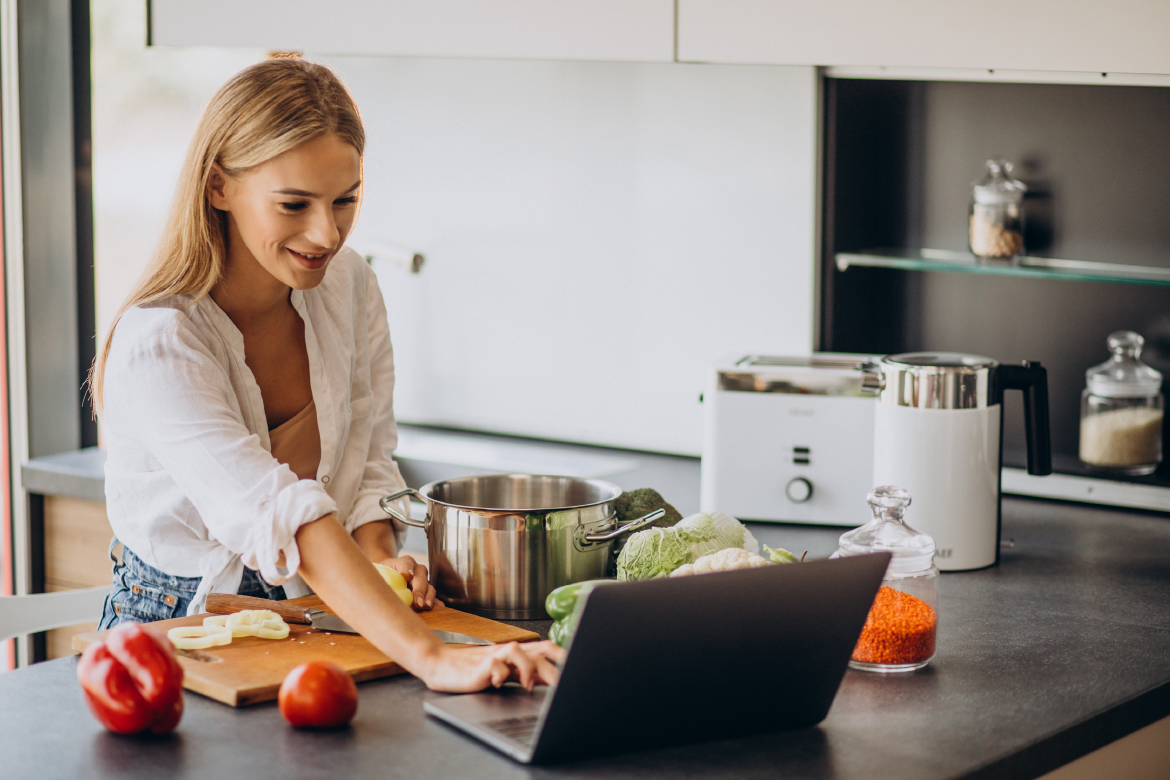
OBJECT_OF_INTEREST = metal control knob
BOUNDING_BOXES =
[785,477,813,503]
[859,361,884,395]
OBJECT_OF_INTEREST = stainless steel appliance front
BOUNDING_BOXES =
[870,353,996,410]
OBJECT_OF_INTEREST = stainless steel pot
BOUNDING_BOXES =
[380,474,662,619]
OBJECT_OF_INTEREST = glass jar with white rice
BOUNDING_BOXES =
[1079,331,1164,476]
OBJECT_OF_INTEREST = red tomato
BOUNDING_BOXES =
[278,662,358,728]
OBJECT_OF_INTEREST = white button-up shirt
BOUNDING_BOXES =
[102,249,408,615]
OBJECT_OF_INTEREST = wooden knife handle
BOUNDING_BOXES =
[204,593,312,624]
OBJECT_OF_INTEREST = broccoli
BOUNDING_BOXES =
[614,488,682,529]
[611,488,683,563]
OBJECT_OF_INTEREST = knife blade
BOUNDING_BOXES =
[308,610,494,645]
[204,593,495,645]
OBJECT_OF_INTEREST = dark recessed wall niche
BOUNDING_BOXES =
[821,78,1170,462]
[821,78,925,356]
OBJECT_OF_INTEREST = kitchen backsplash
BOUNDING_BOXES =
[325,56,819,455]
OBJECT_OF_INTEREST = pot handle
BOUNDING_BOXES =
[582,508,666,543]
[379,488,429,529]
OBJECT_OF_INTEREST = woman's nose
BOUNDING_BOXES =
[306,205,340,249]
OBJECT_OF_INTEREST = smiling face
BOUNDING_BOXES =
[208,133,362,291]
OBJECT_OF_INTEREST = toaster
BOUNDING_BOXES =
[700,354,878,525]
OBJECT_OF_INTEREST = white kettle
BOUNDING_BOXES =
[864,353,1051,571]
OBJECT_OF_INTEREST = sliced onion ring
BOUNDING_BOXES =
[221,609,290,640]
[168,623,232,650]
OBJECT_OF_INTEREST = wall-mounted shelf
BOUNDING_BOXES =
[836,248,1170,287]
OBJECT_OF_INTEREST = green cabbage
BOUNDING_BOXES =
[615,511,761,581]
[615,513,716,581]
[688,511,759,560]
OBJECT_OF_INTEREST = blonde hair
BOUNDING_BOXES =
[88,56,364,411]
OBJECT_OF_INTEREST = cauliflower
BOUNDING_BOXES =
[670,547,773,577]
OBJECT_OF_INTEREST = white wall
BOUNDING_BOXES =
[326,58,818,455]
[93,6,819,455]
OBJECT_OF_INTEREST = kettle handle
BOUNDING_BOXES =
[997,361,1053,476]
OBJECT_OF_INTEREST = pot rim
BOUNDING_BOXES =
[416,473,622,513]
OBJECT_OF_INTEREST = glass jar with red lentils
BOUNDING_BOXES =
[835,486,938,673]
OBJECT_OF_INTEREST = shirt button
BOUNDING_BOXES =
[321,475,330,484]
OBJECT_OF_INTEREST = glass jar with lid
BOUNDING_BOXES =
[834,486,938,673]
[969,158,1026,260]
[1080,331,1164,476]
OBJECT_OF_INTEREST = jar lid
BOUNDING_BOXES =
[837,486,936,575]
[972,158,1026,205]
[1086,331,1163,398]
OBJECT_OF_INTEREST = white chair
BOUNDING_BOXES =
[0,586,112,643]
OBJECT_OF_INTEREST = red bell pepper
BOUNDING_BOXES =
[77,622,185,734]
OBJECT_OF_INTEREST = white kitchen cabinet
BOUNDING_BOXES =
[148,0,675,63]
[678,0,1170,75]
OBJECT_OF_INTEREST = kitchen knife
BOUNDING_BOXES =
[302,610,494,645]
[205,593,495,646]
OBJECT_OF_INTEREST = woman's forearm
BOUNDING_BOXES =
[352,519,398,561]
[295,514,443,673]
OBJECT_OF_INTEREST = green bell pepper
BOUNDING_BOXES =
[544,580,597,621]
[545,579,615,646]
[548,618,570,647]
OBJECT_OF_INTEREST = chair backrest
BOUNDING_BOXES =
[0,587,112,643]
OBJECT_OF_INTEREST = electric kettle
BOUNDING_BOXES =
[863,353,1051,571]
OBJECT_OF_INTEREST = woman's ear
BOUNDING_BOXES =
[206,163,231,211]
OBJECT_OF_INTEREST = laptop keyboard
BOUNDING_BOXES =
[486,714,540,744]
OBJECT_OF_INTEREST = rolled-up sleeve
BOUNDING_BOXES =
[345,266,410,546]
[105,312,337,587]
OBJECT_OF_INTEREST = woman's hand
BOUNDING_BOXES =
[419,641,565,693]
[352,520,435,609]
[376,555,437,610]
[297,516,562,695]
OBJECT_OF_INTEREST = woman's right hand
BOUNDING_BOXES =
[295,516,564,694]
[419,641,564,693]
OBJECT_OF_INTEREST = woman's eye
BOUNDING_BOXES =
[280,201,309,212]
[334,196,359,207]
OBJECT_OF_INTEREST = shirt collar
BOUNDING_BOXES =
[198,289,311,354]
[197,295,245,355]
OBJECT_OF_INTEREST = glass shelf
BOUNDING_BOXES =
[836,248,1170,287]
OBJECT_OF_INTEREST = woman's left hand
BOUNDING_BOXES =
[376,555,437,610]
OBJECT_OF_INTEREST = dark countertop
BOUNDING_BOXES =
[2,497,1169,779]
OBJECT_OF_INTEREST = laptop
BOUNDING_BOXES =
[424,552,890,764]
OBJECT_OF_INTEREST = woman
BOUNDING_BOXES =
[90,57,560,692]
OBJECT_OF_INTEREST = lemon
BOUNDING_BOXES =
[373,562,415,606]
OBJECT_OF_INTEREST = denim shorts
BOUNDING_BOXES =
[98,537,287,630]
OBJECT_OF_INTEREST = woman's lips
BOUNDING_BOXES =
[288,248,331,270]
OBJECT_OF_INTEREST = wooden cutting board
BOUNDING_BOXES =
[72,596,539,707]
